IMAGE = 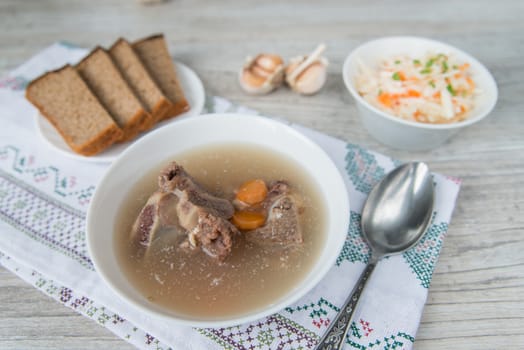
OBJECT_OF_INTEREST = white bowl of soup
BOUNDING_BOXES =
[86,113,350,328]
[343,36,498,150]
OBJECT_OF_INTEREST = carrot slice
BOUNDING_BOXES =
[232,211,266,230]
[236,179,268,205]
[406,89,421,98]
[378,93,394,107]
[459,63,470,71]
[414,110,426,122]
[466,76,475,89]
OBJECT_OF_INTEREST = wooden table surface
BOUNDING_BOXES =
[1,0,523,349]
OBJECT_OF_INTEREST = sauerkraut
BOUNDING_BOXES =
[356,52,480,124]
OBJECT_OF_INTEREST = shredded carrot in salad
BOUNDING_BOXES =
[355,53,481,124]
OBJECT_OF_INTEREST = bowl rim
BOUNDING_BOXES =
[342,35,498,130]
[86,113,350,328]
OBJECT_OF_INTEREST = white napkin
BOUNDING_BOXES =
[0,43,460,350]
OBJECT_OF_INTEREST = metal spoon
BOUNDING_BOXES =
[316,162,434,350]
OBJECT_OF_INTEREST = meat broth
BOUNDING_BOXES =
[115,143,327,319]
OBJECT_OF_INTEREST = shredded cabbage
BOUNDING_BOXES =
[355,52,481,124]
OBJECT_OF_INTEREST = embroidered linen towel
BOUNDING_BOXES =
[0,43,460,350]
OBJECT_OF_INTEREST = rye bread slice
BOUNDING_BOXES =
[108,38,173,130]
[133,34,190,120]
[76,47,150,141]
[25,65,123,156]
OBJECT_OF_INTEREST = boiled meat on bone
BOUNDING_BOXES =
[244,181,303,248]
[130,161,239,262]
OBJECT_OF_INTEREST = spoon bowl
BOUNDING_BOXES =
[362,162,434,257]
[316,162,434,349]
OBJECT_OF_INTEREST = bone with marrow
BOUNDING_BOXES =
[130,161,239,262]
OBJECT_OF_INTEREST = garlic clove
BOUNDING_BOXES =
[288,60,328,95]
[255,54,284,72]
[285,44,328,95]
[242,69,267,88]
[239,54,285,95]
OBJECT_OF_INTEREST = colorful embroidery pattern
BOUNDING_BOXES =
[199,314,318,350]
[0,145,94,206]
[345,144,386,194]
[0,75,28,90]
[283,298,414,350]
[0,254,173,350]
[0,169,92,270]
[334,318,413,350]
[403,221,448,288]
[285,297,340,330]
[336,211,372,266]
[347,330,414,350]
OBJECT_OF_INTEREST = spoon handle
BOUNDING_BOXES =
[315,260,377,350]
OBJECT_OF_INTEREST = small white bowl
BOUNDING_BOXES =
[343,36,498,150]
[86,113,350,328]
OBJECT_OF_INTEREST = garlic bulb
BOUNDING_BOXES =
[285,44,328,95]
[239,54,285,95]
